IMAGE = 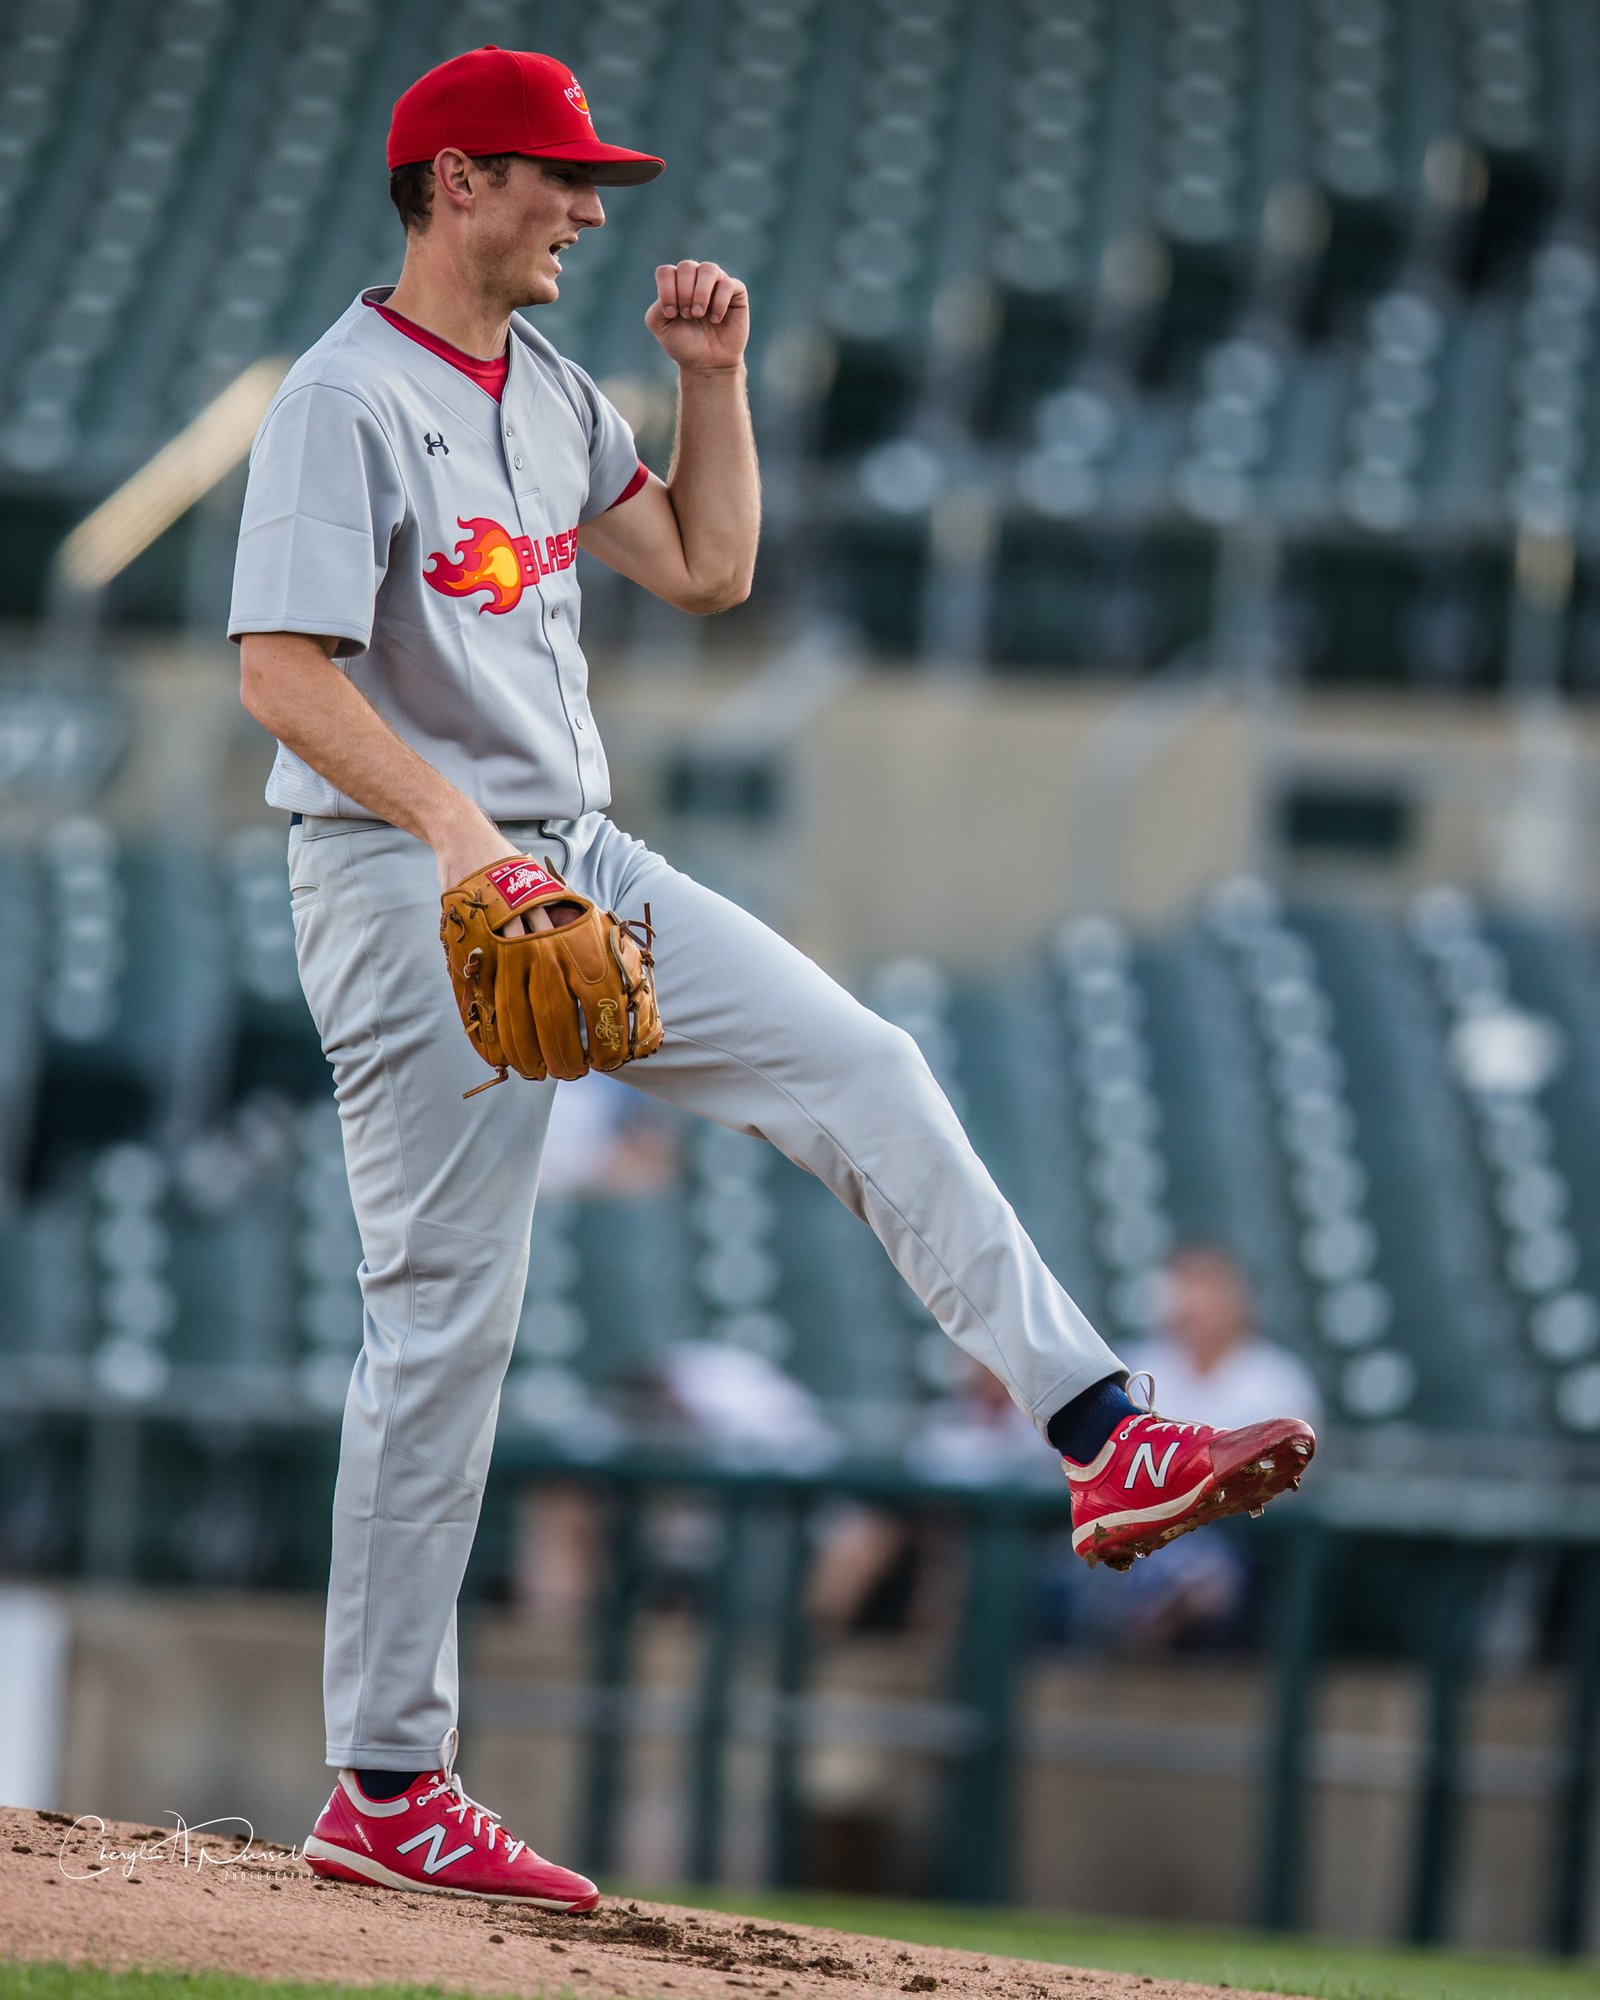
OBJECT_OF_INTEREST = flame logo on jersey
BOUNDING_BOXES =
[424,517,524,615]
[423,516,582,615]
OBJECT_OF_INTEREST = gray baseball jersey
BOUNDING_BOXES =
[227,283,643,820]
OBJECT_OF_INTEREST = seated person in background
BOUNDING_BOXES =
[812,1245,1327,1646]
[913,1360,1063,1489]
[807,1361,1060,1638]
[1052,1245,1322,1653]
[1123,1244,1323,1433]
[514,1341,839,1624]
[536,1070,682,1197]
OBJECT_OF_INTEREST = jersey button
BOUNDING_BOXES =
[575,716,586,730]
[514,455,524,469]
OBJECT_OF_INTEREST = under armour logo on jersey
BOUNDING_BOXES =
[394,1823,473,1875]
[1125,1440,1181,1490]
[423,431,448,456]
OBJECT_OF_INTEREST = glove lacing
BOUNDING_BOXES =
[609,903,658,1053]
[457,943,507,1099]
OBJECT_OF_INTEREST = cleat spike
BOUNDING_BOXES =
[1249,1506,1265,1518]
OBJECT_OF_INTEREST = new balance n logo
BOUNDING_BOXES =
[395,1823,473,1874]
[1125,1440,1180,1490]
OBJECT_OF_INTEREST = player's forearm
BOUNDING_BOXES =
[238,633,496,855]
[663,362,760,610]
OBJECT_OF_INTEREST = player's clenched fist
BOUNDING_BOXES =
[645,260,748,370]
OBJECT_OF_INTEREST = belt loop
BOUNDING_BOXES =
[534,819,572,875]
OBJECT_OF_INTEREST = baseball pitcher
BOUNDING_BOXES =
[228,45,1313,1910]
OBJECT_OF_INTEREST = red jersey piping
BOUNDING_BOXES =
[605,462,650,511]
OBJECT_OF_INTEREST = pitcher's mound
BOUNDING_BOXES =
[1,1803,1299,2000]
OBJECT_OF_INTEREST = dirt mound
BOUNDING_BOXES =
[0,1802,1296,2000]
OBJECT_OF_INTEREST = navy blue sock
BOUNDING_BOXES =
[1047,1374,1138,1463]
[355,1768,423,1800]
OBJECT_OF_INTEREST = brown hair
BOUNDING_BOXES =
[388,153,517,233]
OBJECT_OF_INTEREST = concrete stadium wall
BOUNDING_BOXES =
[6,630,1600,978]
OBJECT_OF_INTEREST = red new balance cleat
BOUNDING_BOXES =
[1065,1378,1315,1571]
[302,1726,599,1911]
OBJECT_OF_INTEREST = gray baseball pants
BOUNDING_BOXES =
[288,810,1122,1769]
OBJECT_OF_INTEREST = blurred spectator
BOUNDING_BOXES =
[807,1362,1056,1638]
[512,1340,839,1627]
[616,1339,840,1470]
[1122,1244,1323,1431]
[1046,1244,1321,1654]
[914,1361,1060,1488]
[536,1071,681,1196]
[799,1362,1054,1896]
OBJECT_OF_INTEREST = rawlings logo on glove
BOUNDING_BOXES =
[439,854,663,1097]
[483,857,564,909]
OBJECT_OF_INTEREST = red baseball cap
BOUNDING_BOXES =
[387,46,664,187]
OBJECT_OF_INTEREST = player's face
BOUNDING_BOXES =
[472,158,605,305]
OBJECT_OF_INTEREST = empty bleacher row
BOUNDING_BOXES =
[6,1,1600,682]
[5,0,1594,445]
[840,198,1600,674]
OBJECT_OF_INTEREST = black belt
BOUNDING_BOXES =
[289,812,302,826]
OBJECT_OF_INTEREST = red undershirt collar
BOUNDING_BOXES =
[366,298,510,402]
[361,292,650,513]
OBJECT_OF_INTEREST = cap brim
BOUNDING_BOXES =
[522,142,664,187]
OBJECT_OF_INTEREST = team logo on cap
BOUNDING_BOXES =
[423,515,580,615]
[565,78,592,119]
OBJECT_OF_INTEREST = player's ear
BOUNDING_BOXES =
[434,148,476,215]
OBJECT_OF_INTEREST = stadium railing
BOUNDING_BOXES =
[463,1448,1600,1957]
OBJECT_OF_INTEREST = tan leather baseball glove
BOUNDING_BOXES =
[439,855,663,1097]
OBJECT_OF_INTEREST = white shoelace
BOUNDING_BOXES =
[416,1727,527,1864]
[1124,1370,1204,1437]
